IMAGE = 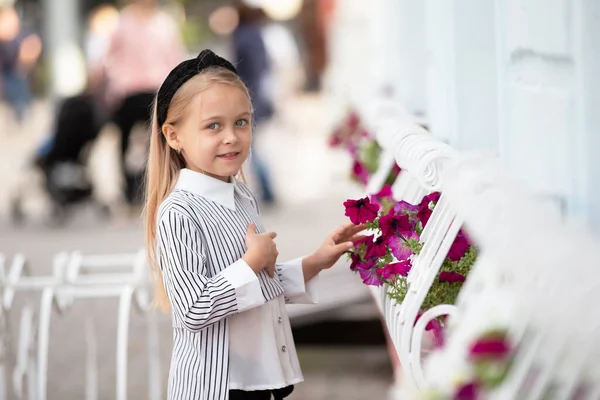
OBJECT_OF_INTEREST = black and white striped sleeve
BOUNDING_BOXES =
[276,258,319,304]
[158,209,265,332]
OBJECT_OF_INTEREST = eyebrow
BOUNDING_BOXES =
[200,112,252,124]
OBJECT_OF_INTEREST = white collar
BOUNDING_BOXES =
[175,168,237,211]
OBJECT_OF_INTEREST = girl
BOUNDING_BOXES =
[144,49,365,400]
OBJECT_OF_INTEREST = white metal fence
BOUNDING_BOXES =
[357,98,600,399]
[0,250,161,400]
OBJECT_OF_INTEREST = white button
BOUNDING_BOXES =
[281,345,287,352]
[277,317,283,323]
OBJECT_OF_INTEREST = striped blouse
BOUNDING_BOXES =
[156,168,318,400]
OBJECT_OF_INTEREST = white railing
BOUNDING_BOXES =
[0,249,161,400]
[355,98,600,398]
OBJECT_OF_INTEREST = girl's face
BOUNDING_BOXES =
[166,83,253,182]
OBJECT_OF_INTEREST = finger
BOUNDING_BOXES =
[334,241,355,255]
[264,231,277,239]
[349,234,368,243]
[267,264,275,277]
[346,223,369,236]
[335,223,369,243]
[246,223,256,235]
[331,222,354,241]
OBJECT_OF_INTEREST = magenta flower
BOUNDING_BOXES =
[448,231,471,261]
[344,197,380,224]
[348,142,359,157]
[439,271,466,284]
[329,132,342,148]
[387,231,419,261]
[352,161,370,185]
[377,260,412,280]
[415,311,443,332]
[393,200,419,216]
[389,260,412,276]
[358,266,383,286]
[417,192,441,227]
[469,336,511,360]
[365,236,387,259]
[359,128,371,138]
[379,213,413,238]
[349,252,362,271]
[420,192,441,206]
[376,266,394,280]
[454,382,479,400]
[417,206,433,227]
[353,234,374,247]
[428,318,445,348]
[348,112,360,129]
[369,185,394,208]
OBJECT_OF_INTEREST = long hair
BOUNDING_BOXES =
[143,67,251,312]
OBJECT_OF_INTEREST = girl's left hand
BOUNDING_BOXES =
[310,222,368,271]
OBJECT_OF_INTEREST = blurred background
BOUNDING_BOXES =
[2,0,600,399]
[0,0,394,399]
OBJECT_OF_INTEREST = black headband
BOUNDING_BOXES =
[156,49,238,130]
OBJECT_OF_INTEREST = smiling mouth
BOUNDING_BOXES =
[217,152,241,159]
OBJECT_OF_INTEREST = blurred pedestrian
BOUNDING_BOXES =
[0,5,42,124]
[103,0,185,206]
[85,3,120,111]
[232,1,276,205]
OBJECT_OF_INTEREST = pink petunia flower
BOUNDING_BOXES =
[349,252,362,271]
[379,213,413,238]
[328,130,342,147]
[369,185,394,208]
[439,271,466,284]
[417,192,441,227]
[448,231,471,261]
[420,192,441,206]
[415,311,444,336]
[393,200,419,216]
[469,336,511,360]
[343,197,380,224]
[391,260,412,276]
[376,265,394,280]
[348,112,360,129]
[377,260,412,281]
[365,236,388,259]
[417,206,433,227]
[387,231,419,261]
[353,234,374,247]
[358,266,383,286]
[429,318,445,348]
[454,382,479,400]
[352,161,370,185]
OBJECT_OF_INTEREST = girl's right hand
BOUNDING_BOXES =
[242,223,278,277]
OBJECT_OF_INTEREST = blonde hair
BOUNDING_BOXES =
[144,67,251,312]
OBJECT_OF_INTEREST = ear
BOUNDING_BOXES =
[162,123,181,152]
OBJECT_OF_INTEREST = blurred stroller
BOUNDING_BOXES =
[11,94,109,225]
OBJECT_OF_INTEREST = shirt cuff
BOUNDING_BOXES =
[277,257,319,304]
[219,259,265,312]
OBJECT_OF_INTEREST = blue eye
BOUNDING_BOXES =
[236,119,249,127]
[207,122,220,130]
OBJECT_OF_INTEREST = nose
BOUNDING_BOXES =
[222,127,240,145]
